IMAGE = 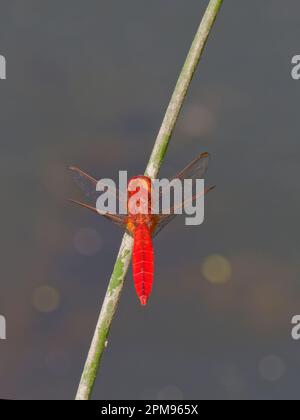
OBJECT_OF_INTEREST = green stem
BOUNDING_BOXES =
[75,0,223,400]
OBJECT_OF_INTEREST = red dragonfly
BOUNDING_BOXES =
[70,152,214,306]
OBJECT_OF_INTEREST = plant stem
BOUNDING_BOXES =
[75,0,223,401]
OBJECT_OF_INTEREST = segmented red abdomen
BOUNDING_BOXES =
[132,224,154,306]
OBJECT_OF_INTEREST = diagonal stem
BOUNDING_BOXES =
[75,0,223,400]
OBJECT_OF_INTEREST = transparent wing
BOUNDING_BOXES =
[170,152,210,182]
[157,152,210,208]
[69,166,124,204]
[69,198,126,225]
[153,152,212,236]
[153,184,215,237]
[69,166,99,202]
[69,166,128,230]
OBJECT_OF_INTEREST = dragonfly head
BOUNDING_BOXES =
[127,176,152,216]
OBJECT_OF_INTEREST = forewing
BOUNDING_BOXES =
[153,185,215,237]
[69,166,128,231]
[153,152,212,236]
[170,152,210,182]
[69,166,124,204]
[69,166,99,202]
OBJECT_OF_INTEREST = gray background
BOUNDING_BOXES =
[0,0,300,400]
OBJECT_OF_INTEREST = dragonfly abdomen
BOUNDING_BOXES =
[132,224,154,306]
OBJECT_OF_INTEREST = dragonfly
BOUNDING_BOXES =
[69,152,215,306]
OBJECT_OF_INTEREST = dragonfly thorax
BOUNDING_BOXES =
[127,175,153,217]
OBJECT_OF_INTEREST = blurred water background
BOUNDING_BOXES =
[0,0,300,400]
